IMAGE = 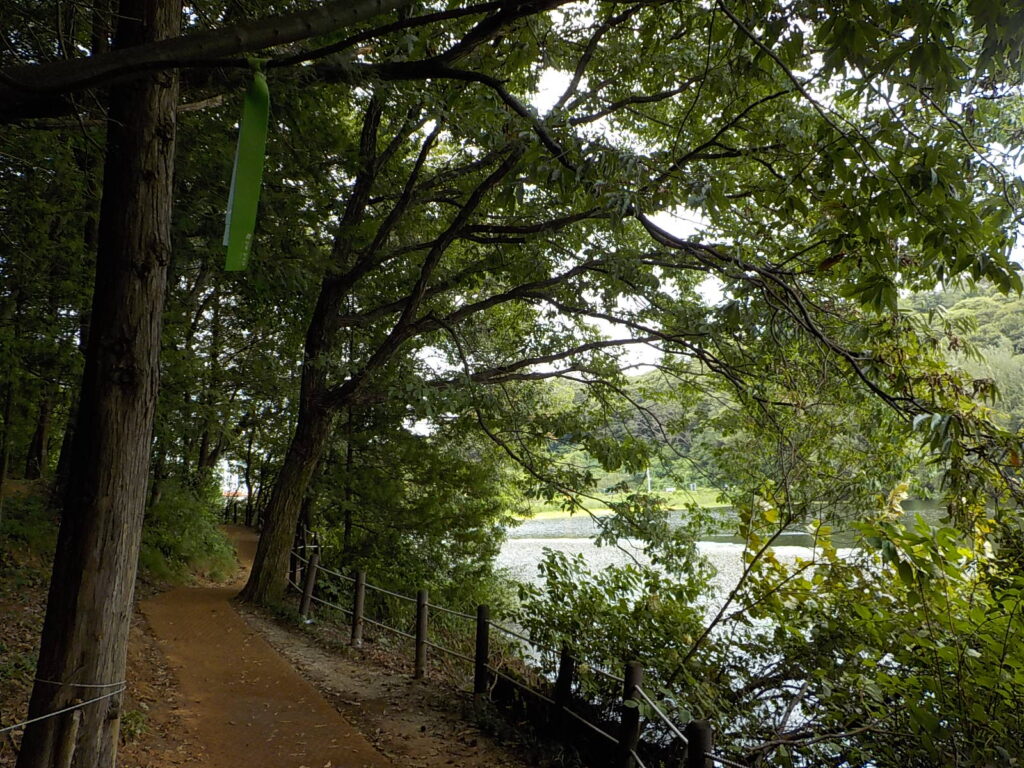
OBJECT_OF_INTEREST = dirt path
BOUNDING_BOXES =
[139,527,390,768]
[239,612,537,768]
[3,525,538,768]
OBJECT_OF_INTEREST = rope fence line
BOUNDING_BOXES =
[364,581,417,603]
[0,687,126,736]
[315,562,355,582]
[488,619,557,656]
[308,593,353,616]
[361,615,416,641]
[635,685,689,745]
[288,545,750,768]
[585,663,625,685]
[560,704,620,744]
[486,666,556,706]
[33,678,126,689]
[424,640,475,664]
[706,753,750,768]
[427,602,475,621]
[293,556,471,667]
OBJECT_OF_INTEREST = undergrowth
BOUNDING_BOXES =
[139,481,235,583]
[0,480,236,585]
[0,489,56,570]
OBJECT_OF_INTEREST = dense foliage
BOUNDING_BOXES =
[3,0,1024,766]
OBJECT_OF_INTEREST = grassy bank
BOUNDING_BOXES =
[521,486,728,520]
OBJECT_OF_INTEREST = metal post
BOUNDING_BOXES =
[474,604,490,695]
[298,551,320,618]
[617,661,644,768]
[414,588,429,679]
[351,569,366,646]
[683,720,713,768]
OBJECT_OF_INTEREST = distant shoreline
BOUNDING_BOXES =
[518,491,942,521]
[519,487,730,520]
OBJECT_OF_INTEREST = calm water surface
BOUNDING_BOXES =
[497,502,944,598]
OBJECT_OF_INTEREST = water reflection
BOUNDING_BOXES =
[498,501,944,596]
[497,534,857,599]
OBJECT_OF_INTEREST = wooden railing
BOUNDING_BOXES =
[288,544,745,768]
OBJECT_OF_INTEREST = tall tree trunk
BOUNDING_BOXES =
[50,391,77,506]
[149,442,167,508]
[238,403,334,604]
[342,408,355,558]
[52,294,94,504]
[243,427,255,525]
[15,0,179,765]
[239,100,391,605]
[0,383,13,526]
[24,392,52,480]
[299,492,314,534]
[195,287,222,482]
[252,456,274,529]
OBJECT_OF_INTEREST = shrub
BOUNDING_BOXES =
[0,488,56,569]
[139,482,235,583]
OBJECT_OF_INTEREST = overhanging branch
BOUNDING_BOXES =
[0,0,414,121]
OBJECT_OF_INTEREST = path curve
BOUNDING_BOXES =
[140,526,390,768]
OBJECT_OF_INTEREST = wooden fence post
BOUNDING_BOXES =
[299,551,320,619]
[684,720,713,768]
[414,589,428,679]
[351,569,366,646]
[617,661,644,768]
[555,646,575,708]
[474,604,490,695]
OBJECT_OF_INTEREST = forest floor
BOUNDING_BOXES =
[1,525,541,768]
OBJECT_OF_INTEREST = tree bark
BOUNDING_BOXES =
[50,390,77,507]
[149,442,168,508]
[237,402,335,604]
[252,456,273,528]
[238,108,517,606]
[195,287,222,481]
[243,427,255,525]
[342,408,356,558]
[15,0,179,765]
[0,383,13,525]
[23,393,52,479]
[238,99,385,605]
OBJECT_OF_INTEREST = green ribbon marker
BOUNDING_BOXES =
[224,65,270,271]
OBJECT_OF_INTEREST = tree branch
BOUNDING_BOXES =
[1,0,414,121]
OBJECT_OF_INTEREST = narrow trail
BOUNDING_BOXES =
[140,526,390,768]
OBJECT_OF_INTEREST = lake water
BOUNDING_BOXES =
[496,503,943,598]
[497,518,838,599]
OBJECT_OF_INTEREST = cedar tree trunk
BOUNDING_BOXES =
[15,0,179,765]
